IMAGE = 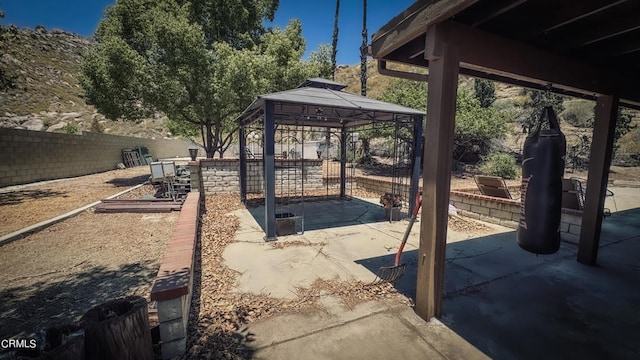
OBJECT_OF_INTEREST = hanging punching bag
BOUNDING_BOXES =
[517,106,566,254]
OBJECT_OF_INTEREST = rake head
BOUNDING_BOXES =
[372,263,407,284]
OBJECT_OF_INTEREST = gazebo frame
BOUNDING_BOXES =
[237,78,425,240]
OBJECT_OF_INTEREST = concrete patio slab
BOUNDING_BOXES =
[220,194,640,360]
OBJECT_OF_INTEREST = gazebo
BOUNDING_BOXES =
[370,0,640,320]
[236,78,425,240]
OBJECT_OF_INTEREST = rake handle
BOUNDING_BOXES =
[394,191,422,266]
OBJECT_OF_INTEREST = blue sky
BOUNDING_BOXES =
[1,0,414,65]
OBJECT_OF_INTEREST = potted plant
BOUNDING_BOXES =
[380,193,402,221]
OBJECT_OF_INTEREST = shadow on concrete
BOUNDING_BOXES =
[356,207,640,360]
[246,197,407,233]
[106,174,150,187]
[0,260,158,340]
[0,189,68,205]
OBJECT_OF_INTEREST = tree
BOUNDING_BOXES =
[82,0,310,158]
[614,108,636,155]
[519,88,564,133]
[330,0,340,80]
[179,0,278,48]
[473,78,496,108]
[454,89,509,161]
[360,79,427,160]
[307,44,333,79]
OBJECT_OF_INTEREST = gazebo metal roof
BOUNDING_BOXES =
[237,78,425,127]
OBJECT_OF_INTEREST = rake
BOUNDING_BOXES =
[373,191,422,284]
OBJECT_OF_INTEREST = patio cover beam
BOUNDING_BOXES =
[578,95,619,265]
[416,24,459,321]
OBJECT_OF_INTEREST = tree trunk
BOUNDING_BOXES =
[331,0,340,80]
[205,119,214,158]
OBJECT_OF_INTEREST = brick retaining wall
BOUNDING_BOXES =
[450,188,583,242]
[356,177,586,242]
[150,191,201,359]
[0,128,196,187]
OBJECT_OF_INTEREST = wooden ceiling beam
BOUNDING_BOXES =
[467,0,528,27]
[546,10,640,53]
[371,0,478,59]
[430,20,640,102]
[515,0,629,40]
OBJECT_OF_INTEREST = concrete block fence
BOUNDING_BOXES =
[450,188,583,242]
[0,128,197,187]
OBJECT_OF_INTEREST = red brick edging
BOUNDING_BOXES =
[150,191,201,301]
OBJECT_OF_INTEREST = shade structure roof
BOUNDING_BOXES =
[371,0,640,109]
[237,78,425,128]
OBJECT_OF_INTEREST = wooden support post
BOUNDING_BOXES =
[416,23,459,321]
[577,95,619,265]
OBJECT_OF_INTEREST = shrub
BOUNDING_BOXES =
[560,99,594,127]
[62,123,80,134]
[479,152,518,179]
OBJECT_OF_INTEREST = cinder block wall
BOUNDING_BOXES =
[0,128,194,187]
[199,159,324,195]
[450,188,583,241]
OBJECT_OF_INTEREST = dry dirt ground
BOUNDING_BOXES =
[0,166,177,340]
[0,166,152,236]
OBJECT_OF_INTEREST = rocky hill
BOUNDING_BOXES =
[0,25,170,138]
[1,25,637,162]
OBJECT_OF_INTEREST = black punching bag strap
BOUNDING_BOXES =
[530,105,560,137]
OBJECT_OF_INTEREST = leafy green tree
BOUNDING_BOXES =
[614,108,636,154]
[180,0,278,48]
[307,44,333,79]
[473,78,496,108]
[357,79,427,161]
[454,89,509,161]
[82,0,310,158]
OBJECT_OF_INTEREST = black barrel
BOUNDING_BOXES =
[517,106,566,254]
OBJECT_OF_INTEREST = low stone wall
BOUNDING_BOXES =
[150,192,201,359]
[450,188,583,242]
[198,158,324,195]
[354,178,585,238]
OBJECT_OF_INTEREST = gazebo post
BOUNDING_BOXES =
[264,101,277,241]
[239,125,247,203]
[409,115,423,213]
[340,125,347,198]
